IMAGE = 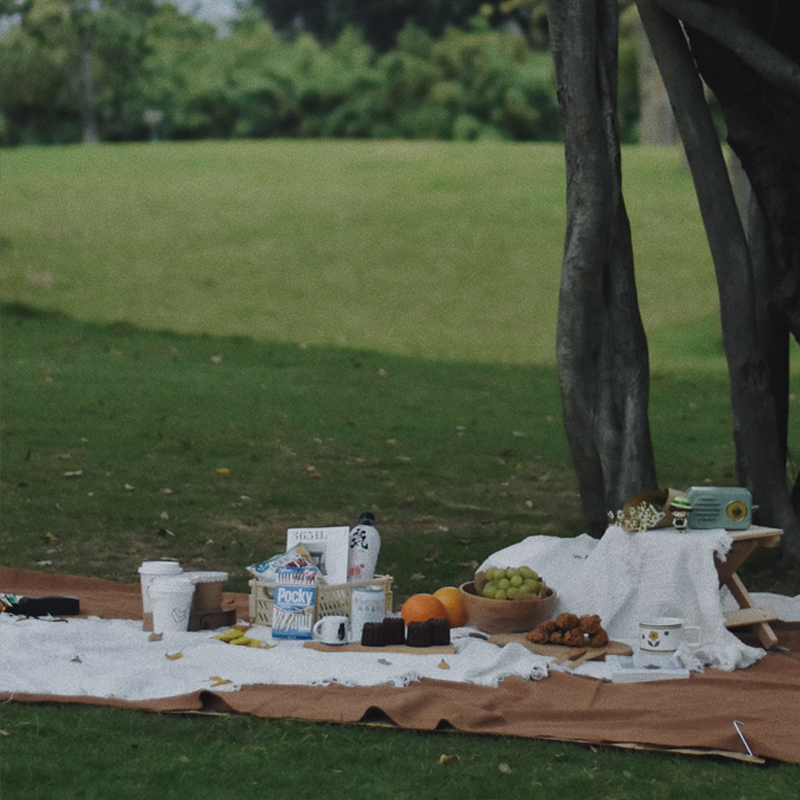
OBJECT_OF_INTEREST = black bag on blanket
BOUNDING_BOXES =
[1,595,80,616]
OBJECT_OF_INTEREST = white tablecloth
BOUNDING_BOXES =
[480,526,766,672]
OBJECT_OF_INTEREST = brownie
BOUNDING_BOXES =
[429,617,450,646]
[406,620,433,647]
[361,621,386,647]
[382,616,406,646]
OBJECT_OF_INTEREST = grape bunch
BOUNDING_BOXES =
[479,566,545,601]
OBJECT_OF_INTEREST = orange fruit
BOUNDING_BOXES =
[401,593,448,626]
[433,586,469,628]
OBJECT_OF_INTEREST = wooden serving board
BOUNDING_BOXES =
[489,633,632,663]
[304,641,456,655]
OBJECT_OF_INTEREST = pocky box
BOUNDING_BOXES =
[271,565,318,639]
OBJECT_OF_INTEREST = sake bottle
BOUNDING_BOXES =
[348,512,381,582]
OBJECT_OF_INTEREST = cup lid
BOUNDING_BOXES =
[184,571,228,584]
[150,575,195,593]
[138,560,182,574]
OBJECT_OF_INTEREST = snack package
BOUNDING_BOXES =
[247,545,323,585]
[271,566,318,639]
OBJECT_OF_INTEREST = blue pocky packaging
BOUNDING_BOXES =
[271,566,318,639]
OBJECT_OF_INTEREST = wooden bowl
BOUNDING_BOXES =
[458,581,557,634]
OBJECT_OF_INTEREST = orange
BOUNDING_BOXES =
[401,593,448,626]
[433,586,469,628]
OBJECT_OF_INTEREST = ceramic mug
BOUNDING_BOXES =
[312,615,349,645]
[639,617,700,654]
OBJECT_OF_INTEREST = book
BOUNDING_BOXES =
[286,526,350,585]
[607,654,690,683]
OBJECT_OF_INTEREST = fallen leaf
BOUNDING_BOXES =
[124,483,135,491]
[160,511,170,520]
[64,471,83,478]
[148,632,163,642]
[308,472,322,479]
[410,573,426,581]
[378,658,392,665]
[159,488,174,495]
[499,763,512,774]
[438,754,459,765]
[209,676,232,687]
[437,660,450,670]
[44,533,58,543]
[165,651,183,660]
[216,468,230,476]
[211,355,223,364]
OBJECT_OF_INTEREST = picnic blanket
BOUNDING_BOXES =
[480,527,766,672]
[3,563,800,763]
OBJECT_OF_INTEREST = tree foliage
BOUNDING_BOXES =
[0,4,566,144]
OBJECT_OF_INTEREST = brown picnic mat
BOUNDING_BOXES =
[3,566,800,764]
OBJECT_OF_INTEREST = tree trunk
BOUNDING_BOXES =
[633,12,676,146]
[79,30,99,145]
[547,0,657,536]
[637,0,800,563]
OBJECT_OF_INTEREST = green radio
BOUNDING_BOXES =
[685,486,753,530]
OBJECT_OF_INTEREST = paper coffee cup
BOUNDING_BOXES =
[184,571,228,616]
[150,576,195,633]
[138,561,183,631]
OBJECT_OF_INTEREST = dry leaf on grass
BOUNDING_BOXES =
[437,660,450,670]
[165,651,183,660]
[499,763,512,774]
[438,754,460,765]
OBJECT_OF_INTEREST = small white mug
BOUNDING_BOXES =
[639,616,700,655]
[312,615,349,645]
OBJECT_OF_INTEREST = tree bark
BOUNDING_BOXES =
[547,0,657,536]
[637,0,800,562]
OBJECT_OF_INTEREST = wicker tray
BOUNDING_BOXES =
[249,574,393,627]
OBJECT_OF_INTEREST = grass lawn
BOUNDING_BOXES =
[2,140,799,794]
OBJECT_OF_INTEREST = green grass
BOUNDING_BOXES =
[1,139,740,371]
[2,704,797,800]
[2,141,799,792]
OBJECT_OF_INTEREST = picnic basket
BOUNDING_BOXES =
[249,574,393,626]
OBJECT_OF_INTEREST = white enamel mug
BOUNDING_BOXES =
[312,615,349,645]
[639,616,700,655]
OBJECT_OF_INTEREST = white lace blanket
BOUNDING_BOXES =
[0,615,548,702]
[480,526,766,673]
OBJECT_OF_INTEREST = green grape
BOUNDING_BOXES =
[483,581,498,597]
[494,589,507,600]
[520,566,539,580]
[506,586,519,599]
[506,567,521,579]
[497,577,511,590]
[515,584,532,597]
[510,574,523,587]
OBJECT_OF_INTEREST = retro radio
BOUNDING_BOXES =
[685,486,753,530]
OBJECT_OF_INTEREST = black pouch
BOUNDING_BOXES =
[5,596,80,616]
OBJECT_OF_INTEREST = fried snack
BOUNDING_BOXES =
[563,628,587,647]
[578,614,603,635]
[549,631,565,645]
[589,629,609,647]
[525,627,551,645]
[540,620,559,635]
[555,613,580,631]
